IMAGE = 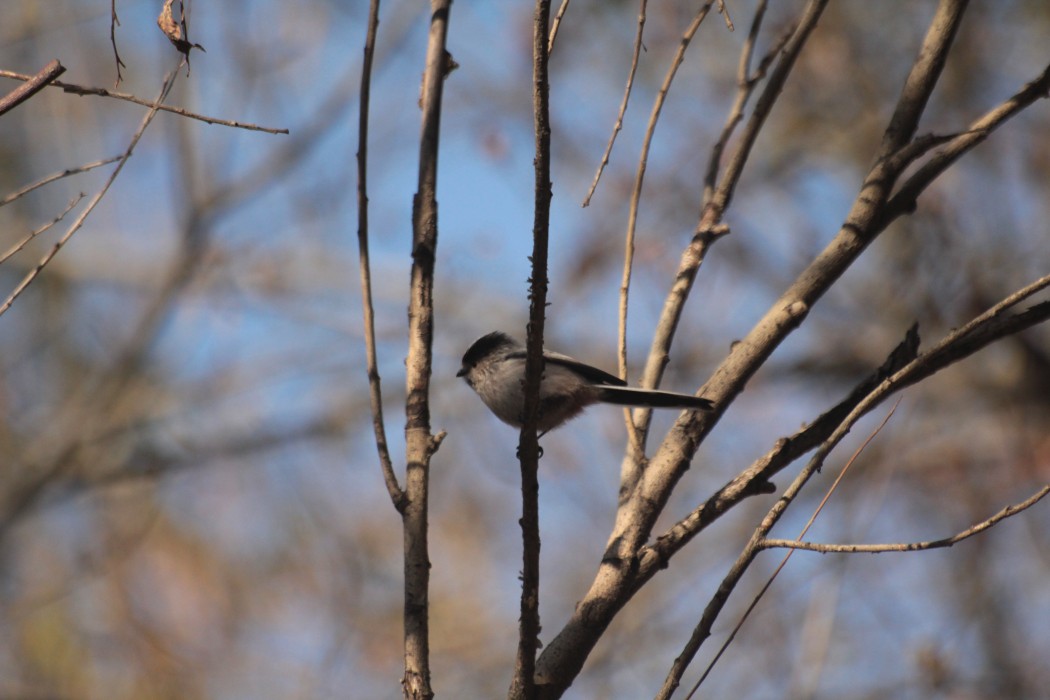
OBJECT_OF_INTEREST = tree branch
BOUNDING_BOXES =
[661,402,902,700]
[0,194,83,265]
[760,486,1050,554]
[0,156,122,207]
[402,3,453,697]
[655,291,1050,696]
[0,69,288,134]
[581,0,647,207]
[356,0,403,513]
[535,4,832,695]
[618,1,716,464]
[626,0,827,479]
[0,68,180,318]
[547,0,571,54]
[512,2,553,698]
[882,61,1050,223]
[0,60,64,117]
[642,271,1050,581]
[110,0,126,86]
[632,0,969,529]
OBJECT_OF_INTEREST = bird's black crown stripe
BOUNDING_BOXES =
[461,331,514,368]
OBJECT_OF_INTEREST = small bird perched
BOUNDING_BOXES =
[457,331,713,434]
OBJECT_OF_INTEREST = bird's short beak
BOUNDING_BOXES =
[456,368,467,378]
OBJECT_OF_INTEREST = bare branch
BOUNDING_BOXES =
[0,69,288,134]
[402,2,453,697]
[356,0,403,512]
[547,0,571,54]
[702,0,777,198]
[881,0,970,154]
[618,1,716,461]
[0,193,83,265]
[704,0,830,221]
[110,0,126,86]
[0,68,180,319]
[581,0,647,207]
[0,156,122,207]
[632,0,968,470]
[629,0,827,462]
[883,61,1050,222]
[715,0,733,31]
[535,5,833,693]
[0,59,64,117]
[665,402,901,700]
[653,285,1050,695]
[760,486,1050,554]
[511,2,553,698]
[642,271,1050,580]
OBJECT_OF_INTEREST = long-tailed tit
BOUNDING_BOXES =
[457,331,713,434]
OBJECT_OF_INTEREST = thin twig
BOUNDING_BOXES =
[0,69,288,134]
[675,401,901,700]
[547,0,571,54]
[628,0,825,464]
[627,0,777,452]
[110,0,126,86]
[0,67,181,319]
[759,486,1050,553]
[702,0,777,199]
[663,285,1050,693]
[0,194,84,265]
[642,271,1050,579]
[0,60,65,117]
[535,4,831,693]
[356,0,403,512]
[582,0,647,207]
[619,2,715,462]
[512,2,552,698]
[0,156,122,208]
[882,61,1050,223]
[704,0,829,221]
[715,0,733,31]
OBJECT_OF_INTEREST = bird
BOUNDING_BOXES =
[457,331,713,434]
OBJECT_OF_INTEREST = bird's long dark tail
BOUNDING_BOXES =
[595,386,713,410]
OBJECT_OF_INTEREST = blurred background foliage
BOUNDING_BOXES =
[0,1,1048,698]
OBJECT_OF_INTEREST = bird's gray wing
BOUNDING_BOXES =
[503,349,627,386]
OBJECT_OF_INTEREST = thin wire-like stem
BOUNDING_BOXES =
[675,401,901,700]
[356,0,403,512]
[702,0,774,199]
[0,194,83,265]
[644,273,1050,579]
[582,0,647,207]
[618,2,715,461]
[0,156,122,208]
[109,0,126,86]
[0,69,288,134]
[0,67,180,319]
[631,0,778,448]
[759,486,1050,553]
[656,277,1050,695]
[715,0,733,30]
[547,0,570,53]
